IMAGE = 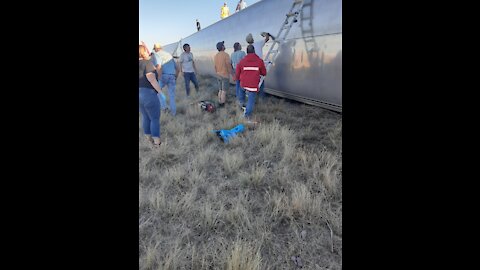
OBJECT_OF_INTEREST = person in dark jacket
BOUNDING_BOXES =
[235,45,266,119]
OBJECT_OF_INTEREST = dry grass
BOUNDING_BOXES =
[139,75,342,269]
[226,240,262,270]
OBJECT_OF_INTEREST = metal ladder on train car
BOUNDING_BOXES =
[300,0,317,59]
[259,0,304,87]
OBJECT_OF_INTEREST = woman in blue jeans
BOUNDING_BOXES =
[139,44,164,147]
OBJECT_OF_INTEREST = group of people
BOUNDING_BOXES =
[138,30,271,147]
[138,41,200,147]
[195,1,247,32]
[195,0,247,32]
[221,0,248,19]
[214,32,271,119]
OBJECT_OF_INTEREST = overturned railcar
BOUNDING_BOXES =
[163,0,342,112]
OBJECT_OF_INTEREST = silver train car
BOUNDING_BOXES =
[163,0,342,112]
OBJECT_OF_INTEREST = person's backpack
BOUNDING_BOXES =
[199,100,215,113]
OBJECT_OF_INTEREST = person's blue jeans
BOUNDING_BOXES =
[258,81,266,99]
[159,74,176,116]
[139,87,161,137]
[183,72,199,96]
[236,80,245,106]
[157,91,167,110]
[244,91,257,118]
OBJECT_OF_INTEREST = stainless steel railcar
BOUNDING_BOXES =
[163,0,342,112]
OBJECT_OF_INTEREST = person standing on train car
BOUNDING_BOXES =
[221,2,230,19]
[236,0,247,12]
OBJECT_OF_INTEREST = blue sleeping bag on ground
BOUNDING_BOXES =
[212,124,245,143]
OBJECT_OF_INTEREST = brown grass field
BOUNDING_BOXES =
[139,74,342,269]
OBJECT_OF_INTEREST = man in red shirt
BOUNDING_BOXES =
[235,45,266,119]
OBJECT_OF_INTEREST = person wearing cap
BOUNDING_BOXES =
[152,43,178,116]
[151,43,171,111]
[230,42,246,108]
[235,45,266,120]
[246,33,270,100]
[179,43,199,97]
[214,41,232,106]
[220,2,230,19]
[139,44,163,147]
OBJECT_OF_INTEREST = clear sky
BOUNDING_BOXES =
[139,0,262,49]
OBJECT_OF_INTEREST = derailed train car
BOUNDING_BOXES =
[163,0,342,112]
